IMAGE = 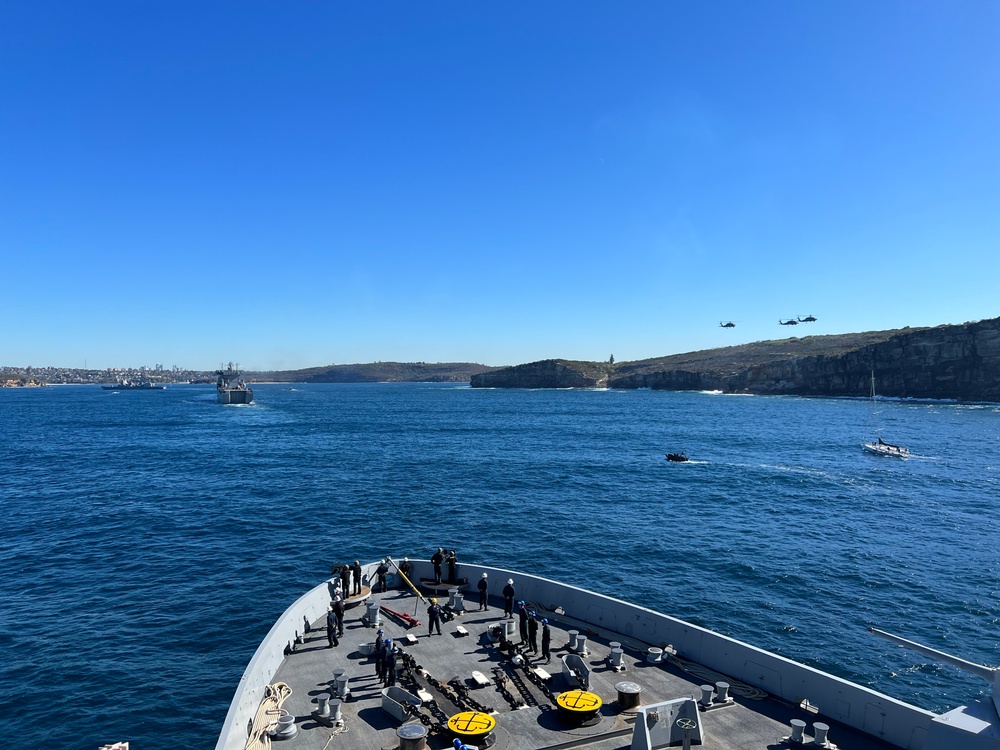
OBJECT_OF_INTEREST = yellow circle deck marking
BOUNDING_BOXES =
[447,711,496,735]
[556,690,603,712]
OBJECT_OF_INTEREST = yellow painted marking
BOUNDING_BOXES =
[447,711,497,735]
[556,690,603,712]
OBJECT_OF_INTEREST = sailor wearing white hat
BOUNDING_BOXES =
[502,578,516,618]
[477,572,489,611]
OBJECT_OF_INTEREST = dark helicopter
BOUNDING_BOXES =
[719,321,736,328]
[779,318,799,325]
[797,314,818,323]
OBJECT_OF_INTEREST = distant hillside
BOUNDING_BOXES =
[258,362,498,384]
[471,318,1000,401]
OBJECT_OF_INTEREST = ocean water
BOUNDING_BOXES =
[1,383,998,748]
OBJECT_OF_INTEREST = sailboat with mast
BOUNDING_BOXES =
[862,371,909,458]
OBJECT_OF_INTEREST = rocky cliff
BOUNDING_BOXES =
[470,359,611,389]
[471,317,1000,401]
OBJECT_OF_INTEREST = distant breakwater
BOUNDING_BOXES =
[471,317,1000,401]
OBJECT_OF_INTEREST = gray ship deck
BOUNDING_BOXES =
[264,586,896,750]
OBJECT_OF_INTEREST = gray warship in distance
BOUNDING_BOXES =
[215,557,1000,750]
[216,363,253,405]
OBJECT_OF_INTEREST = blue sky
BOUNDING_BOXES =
[3,2,998,371]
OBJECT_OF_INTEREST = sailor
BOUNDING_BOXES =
[527,611,539,654]
[446,549,458,583]
[427,598,443,636]
[477,572,489,611]
[375,559,389,593]
[518,601,529,642]
[379,638,393,683]
[502,579,516,618]
[340,564,351,597]
[374,631,386,680]
[351,560,362,596]
[431,547,445,585]
[326,603,340,648]
[332,595,346,637]
[398,557,413,585]
[541,618,551,663]
[386,644,398,686]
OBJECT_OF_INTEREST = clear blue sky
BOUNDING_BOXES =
[3,2,998,371]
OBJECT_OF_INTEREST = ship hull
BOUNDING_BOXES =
[217,387,253,405]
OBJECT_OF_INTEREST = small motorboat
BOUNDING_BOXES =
[665,452,689,462]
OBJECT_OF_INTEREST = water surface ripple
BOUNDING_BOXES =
[1,384,998,747]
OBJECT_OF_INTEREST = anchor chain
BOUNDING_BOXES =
[516,659,557,704]
[495,661,537,708]
[492,668,525,710]
[446,677,493,714]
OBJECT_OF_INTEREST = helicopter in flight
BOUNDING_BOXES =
[797,314,818,323]
[719,321,736,328]
[779,318,799,326]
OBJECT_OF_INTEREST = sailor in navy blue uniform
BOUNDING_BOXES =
[502,579,515,618]
[477,572,489,610]
[431,548,445,584]
[528,611,539,653]
[427,598,443,636]
[326,603,340,648]
[375,560,389,593]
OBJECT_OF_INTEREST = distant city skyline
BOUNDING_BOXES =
[3,2,998,371]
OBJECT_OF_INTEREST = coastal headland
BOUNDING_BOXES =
[471,316,1000,402]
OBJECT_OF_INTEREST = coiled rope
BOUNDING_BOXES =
[244,681,293,750]
[661,652,768,700]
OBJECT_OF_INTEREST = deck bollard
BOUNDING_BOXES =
[315,695,330,717]
[609,647,624,668]
[503,618,518,641]
[813,722,830,746]
[367,601,382,627]
[789,719,806,742]
[576,634,588,655]
[646,646,663,663]
[568,630,579,650]
[272,715,297,740]
[336,673,350,699]
[330,698,343,722]
[699,684,715,707]
[715,681,730,702]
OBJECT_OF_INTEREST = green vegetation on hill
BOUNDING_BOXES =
[258,362,498,383]
[613,328,926,378]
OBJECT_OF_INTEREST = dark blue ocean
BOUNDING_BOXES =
[2,383,998,748]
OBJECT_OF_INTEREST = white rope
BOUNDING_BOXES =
[244,682,293,750]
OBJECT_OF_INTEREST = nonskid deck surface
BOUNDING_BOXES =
[267,588,895,750]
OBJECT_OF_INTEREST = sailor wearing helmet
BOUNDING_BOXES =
[477,572,489,611]
[427,597,443,636]
[326,601,340,648]
[528,610,540,653]
[502,578,515,617]
[541,618,551,663]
